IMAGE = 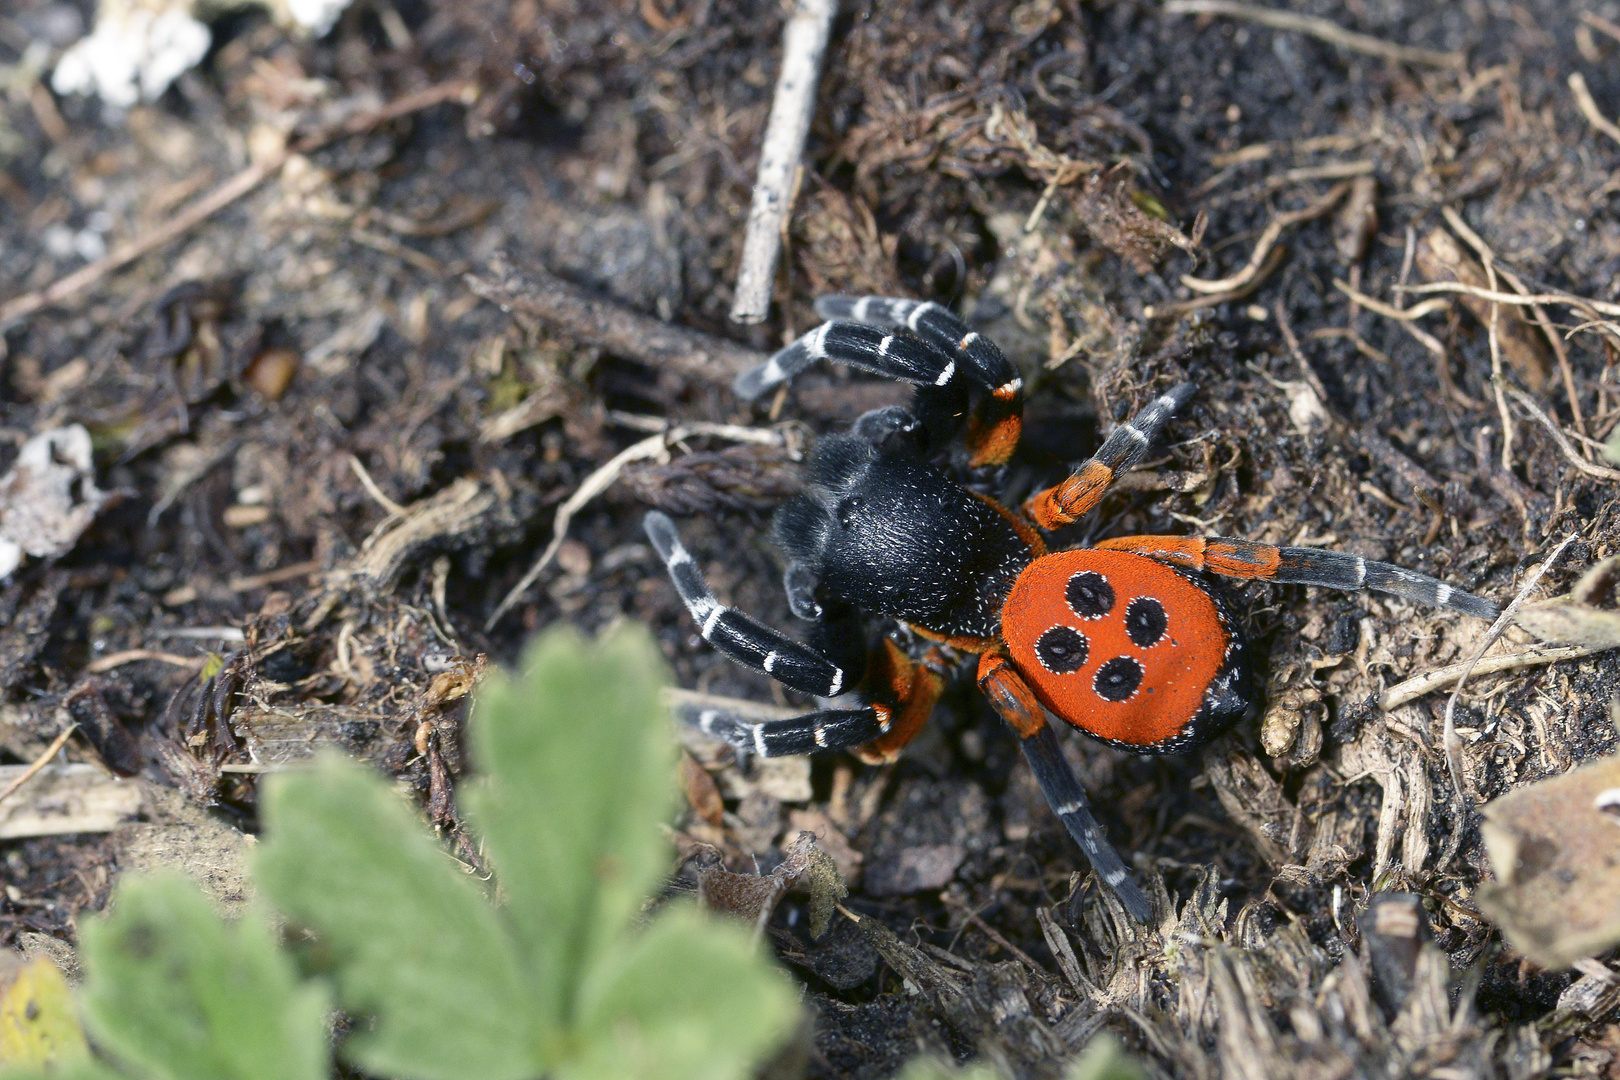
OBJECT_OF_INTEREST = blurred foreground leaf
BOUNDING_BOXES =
[255,756,543,1080]
[0,955,89,1071]
[79,874,328,1080]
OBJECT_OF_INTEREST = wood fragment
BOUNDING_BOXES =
[1162,0,1464,67]
[0,763,141,840]
[730,0,838,324]
[1416,227,1551,391]
[466,253,765,385]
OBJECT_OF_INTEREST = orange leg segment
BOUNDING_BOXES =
[1094,534,1282,578]
[1094,534,1499,619]
[976,649,1047,738]
[1021,383,1196,530]
[856,641,951,763]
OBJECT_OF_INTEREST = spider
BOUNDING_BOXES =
[645,295,1498,923]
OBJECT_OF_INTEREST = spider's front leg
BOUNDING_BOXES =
[977,649,1154,924]
[733,295,1025,467]
[646,510,948,760]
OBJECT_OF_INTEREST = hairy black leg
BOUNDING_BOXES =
[644,511,850,697]
[1021,723,1154,923]
[978,651,1152,923]
[812,295,1022,398]
[1094,534,1500,620]
[1274,547,1499,619]
[735,321,965,401]
[676,702,891,756]
[851,405,923,451]
[1025,382,1197,529]
[782,560,822,619]
[734,295,1027,466]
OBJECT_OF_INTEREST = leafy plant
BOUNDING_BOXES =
[0,627,800,1080]
[896,1036,1145,1080]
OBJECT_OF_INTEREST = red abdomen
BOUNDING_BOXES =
[1000,549,1243,751]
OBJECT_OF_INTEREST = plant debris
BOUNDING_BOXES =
[6,0,1620,1076]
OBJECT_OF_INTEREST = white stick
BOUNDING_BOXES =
[729,0,838,325]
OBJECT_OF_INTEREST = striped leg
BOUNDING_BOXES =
[977,650,1153,923]
[734,295,1025,466]
[1024,382,1196,529]
[1094,535,1500,620]
[680,702,892,757]
[645,511,850,697]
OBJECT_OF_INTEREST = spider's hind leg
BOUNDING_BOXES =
[978,649,1154,923]
[1093,534,1500,620]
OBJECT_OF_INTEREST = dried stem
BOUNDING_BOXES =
[1162,0,1463,67]
[730,0,839,324]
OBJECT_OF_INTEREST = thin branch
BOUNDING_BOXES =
[1379,639,1615,710]
[1182,182,1348,294]
[1441,205,1586,440]
[1162,0,1463,67]
[730,0,838,324]
[349,454,408,517]
[84,649,205,673]
[1503,383,1620,481]
[1397,281,1620,318]
[0,725,77,807]
[1439,534,1577,810]
[466,254,766,386]
[485,423,790,630]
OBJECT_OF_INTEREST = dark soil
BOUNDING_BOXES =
[4,0,1620,1077]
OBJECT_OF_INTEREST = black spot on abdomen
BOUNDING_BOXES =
[1036,626,1089,673]
[1124,596,1168,647]
[1066,571,1114,618]
[1093,656,1143,701]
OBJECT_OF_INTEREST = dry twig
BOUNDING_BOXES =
[730,0,838,324]
[1570,72,1620,149]
[84,649,205,674]
[466,254,765,385]
[1182,182,1348,294]
[485,423,789,630]
[0,724,77,807]
[1502,384,1620,482]
[1162,0,1463,67]
[1441,206,1585,439]
[1440,535,1577,809]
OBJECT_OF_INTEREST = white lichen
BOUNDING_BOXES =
[52,0,356,108]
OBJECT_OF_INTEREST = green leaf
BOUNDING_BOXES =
[74,873,328,1080]
[0,1063,125,1080]
[1062,1036,1145,1080]
[254,756,542,1080]
[894,1061,1004,1080]
[462,627,675,1025]
[560,904,799,1080]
